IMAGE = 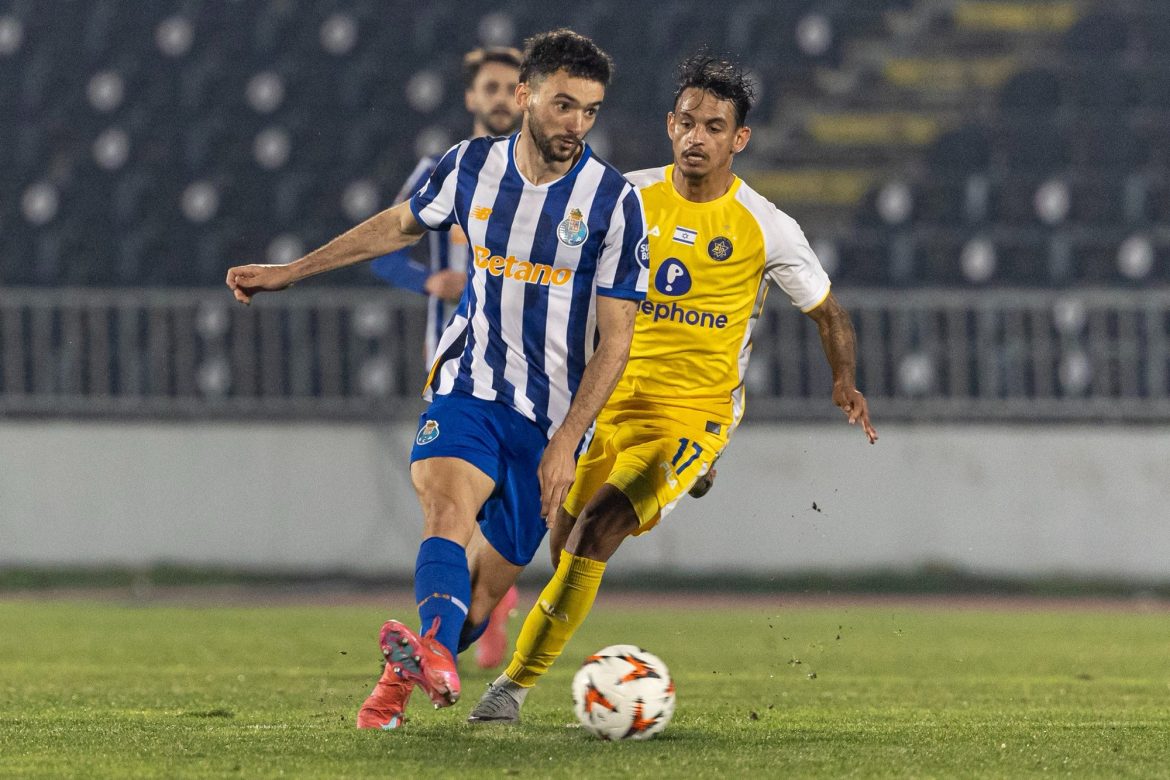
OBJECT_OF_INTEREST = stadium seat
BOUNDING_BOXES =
[926,124,991,176]
[1068,232,1143,285]
[731,1,822,68]
[1062,11,1129,57]
[994,120,1071,173]
[1139,179,1170,225]
[1154,243,1170,282]
[1070,120,1148,172]
[1132,9,1170,57]
[1069,179,1126,227]
[1064,65,1140,110]
[0,223,35,284]
[1137,64,1170,109]
[914,178,972,226]
[998,67,1062,112]
[990,230,1052,285]
[833,235,904,286]
[951,0,1080,34]
[986,176,1050,227]
[913,233,976,285]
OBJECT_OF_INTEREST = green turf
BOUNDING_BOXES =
[1,596,1167,779]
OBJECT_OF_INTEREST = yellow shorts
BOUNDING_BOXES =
[563,405,729,534]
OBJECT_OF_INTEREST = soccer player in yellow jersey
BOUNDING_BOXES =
[467,52,877,724]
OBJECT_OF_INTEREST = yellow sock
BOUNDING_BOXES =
[504,552,606,687]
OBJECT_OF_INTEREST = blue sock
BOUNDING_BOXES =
[458,618,490,654]
[414,536,471,659]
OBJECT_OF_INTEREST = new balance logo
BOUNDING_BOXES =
[471,206,492,220]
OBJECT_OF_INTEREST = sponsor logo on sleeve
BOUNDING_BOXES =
[636,237,651,269]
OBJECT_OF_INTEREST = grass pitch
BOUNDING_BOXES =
[1,593,1167,779]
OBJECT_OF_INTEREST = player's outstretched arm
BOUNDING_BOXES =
[805,292,878,443]
[537,295,637,521]
[226,201,426,304]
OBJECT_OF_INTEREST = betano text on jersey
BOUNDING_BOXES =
[410,134,649,437]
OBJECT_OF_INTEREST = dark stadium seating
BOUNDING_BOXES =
[998,67,1063,112]
[1,0,1167,288]
[840,1,1170,286]
[1063,11,1129,56]
[925,124,992,176]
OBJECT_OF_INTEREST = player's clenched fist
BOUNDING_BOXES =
[225,264,297,304]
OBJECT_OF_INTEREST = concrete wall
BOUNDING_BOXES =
[3,420,1168,579]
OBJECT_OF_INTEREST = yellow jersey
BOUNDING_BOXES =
[606,165,831,427]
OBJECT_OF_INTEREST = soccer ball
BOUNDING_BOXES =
[570,644,675,741]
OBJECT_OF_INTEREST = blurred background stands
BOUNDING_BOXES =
[2,0,915,287]
[2,0,1169,421]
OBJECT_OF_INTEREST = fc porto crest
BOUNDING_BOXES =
[707,236,733,261]
[557,207,589,247]
[416,419,440,445]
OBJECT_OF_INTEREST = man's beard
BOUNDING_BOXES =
[479,108,519,137]
[527,108,581,163]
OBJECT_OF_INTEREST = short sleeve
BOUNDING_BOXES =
[409,142,466,231]
[595,183,649,301]
[760,205,831,312]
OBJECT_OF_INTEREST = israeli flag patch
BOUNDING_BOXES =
[672,226,698,246]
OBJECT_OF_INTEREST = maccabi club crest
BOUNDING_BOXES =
[557,207,589,247]
[707,236,733,261]
[416,419,440,445]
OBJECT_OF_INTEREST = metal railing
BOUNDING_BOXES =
[2,286,1169,421]
[751,287,1170,421]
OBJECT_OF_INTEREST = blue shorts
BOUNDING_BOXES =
[410,391,548,566]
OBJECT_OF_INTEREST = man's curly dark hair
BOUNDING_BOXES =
[519,28,613,87]
[673,50,756,127]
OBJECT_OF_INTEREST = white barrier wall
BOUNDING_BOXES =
[3,421,1169,579]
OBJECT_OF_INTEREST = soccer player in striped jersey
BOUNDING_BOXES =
[226,29,648,731]
[370,46,522,360]
[369,46,524,673]
[468,52,878,725]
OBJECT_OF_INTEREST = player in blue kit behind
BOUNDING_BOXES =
[370,46,523,359]
[369,45,525,673]
[226,29,649,730]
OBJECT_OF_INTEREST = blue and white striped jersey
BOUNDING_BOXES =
[370,155,469,358]
[410,133,649,438]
